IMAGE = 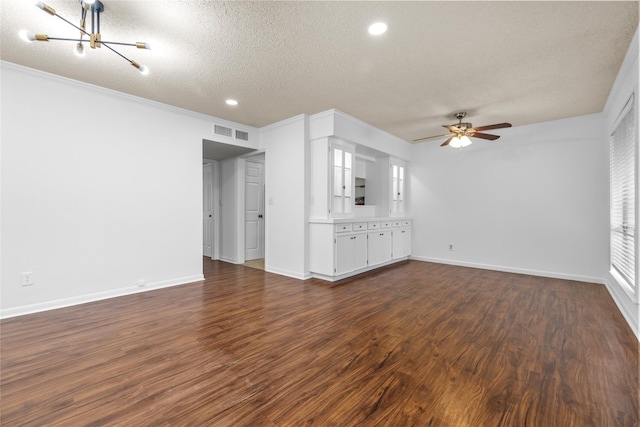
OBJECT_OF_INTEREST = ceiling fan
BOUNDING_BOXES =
[413,112,512,148]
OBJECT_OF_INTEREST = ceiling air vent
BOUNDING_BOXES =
[213,124,232,137]
[235,130,249,141]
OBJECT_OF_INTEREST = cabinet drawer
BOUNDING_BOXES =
[335,223,353,233]
[367,221,381,230]
[353,222,367,231]
[381,220,392,229]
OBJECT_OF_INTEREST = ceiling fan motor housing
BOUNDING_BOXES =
[456,122,473,131]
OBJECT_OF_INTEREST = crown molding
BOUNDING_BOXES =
[1,60,258,134]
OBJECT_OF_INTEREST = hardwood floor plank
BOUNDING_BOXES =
[1,259,637,426]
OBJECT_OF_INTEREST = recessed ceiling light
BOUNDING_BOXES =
[368,22,387,36]
[226,99,238,106]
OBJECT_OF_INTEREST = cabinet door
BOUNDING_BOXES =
[352,233,368,270]
[368,231,392,266]
[391,162,405,216]
[392,228,411,259]
[335,234,355,275]
[332,147,353,216]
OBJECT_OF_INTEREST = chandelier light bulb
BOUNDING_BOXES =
[74,42,85,57]
[226,99,239,106]
[138,65,149,75]
[83,0,96,5]
[19,29,36,42]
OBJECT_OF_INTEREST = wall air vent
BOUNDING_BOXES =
[213,124,233,137]
[235,130,249,141]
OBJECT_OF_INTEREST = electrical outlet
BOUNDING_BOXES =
[449,244,454,251]
[20,272,35,286]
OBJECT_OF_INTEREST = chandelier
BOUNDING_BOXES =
[19,0,151,74]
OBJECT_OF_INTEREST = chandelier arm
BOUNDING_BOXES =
[54,13,90,37]
[101,42,133,63]
[99,41,139,47]
[80,5,87,38]
[47,36,86,42]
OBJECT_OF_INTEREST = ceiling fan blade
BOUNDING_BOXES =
[470,132,500,140]
[473,122,512,132]
[413,133,454,143]
[440,136,455,147]
[443,125,460,133]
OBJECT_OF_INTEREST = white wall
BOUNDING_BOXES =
[261,115,309,279]
[602,27,639,338]
[410,113,609,283]
[0,62,250,317]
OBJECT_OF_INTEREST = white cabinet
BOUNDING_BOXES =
[310,137,355,219]
[332,146,353,216]
[392,221,411,259]
[310,218,410,280]
[368,230,392,266]
[336,232,368,275]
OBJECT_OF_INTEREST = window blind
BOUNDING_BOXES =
[610,93,636,290]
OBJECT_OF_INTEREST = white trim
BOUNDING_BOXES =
[410,256,605,285]
[0,61,258,135]
[265,266,311,281]
[309,257,410,282]
[333,110,409,146]
[0,275,205,320]
[605,273,640,340]
[603,27,639,116]
[259,113,308,133]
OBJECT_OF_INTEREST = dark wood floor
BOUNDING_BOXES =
[1,259,638,426]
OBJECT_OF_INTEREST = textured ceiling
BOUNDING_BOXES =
[1,1,637,143]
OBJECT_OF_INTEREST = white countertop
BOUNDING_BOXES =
[309,217,411,224]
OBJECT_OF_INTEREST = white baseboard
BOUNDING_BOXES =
[0,274,205,320]
[265,265,311,280]
[410,256,605,284]
[309,257,410,282]
[604,275,639,340]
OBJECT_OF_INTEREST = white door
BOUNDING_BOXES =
[203,163,214,257]
[245,161,264,261]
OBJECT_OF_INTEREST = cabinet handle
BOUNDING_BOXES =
[380,233,384,236]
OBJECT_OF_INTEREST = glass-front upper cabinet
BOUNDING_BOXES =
[332,146,353,215]
[390,159,405,216]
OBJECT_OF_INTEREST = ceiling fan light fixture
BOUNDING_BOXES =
[449,135,472,149]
